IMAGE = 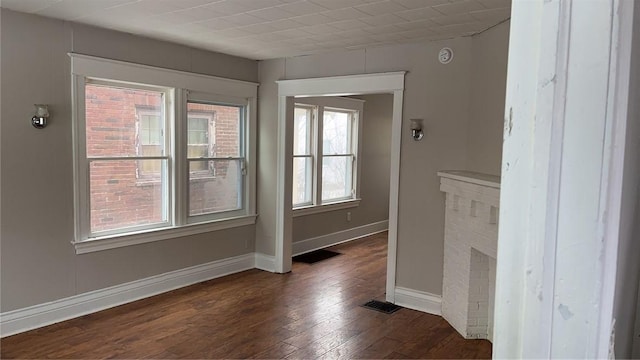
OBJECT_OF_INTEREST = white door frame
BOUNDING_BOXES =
[275,72,406,303]
[494,0,635,357]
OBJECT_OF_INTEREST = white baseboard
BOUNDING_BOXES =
[0,253,255,338]
[394,286,442,316]
[254,253,276,272]
[292,220,389,256]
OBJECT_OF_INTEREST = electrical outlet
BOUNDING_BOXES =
[347,212,351,222]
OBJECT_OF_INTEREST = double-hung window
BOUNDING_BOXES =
[186,99,245,218]
[292,97,363,215]
[71,54,257,253]
[322,108,357,202]
[85,81,171,233]
[292,105,314,207]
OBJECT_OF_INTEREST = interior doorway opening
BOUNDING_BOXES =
[275,72,406,303]
[290,93,394,294]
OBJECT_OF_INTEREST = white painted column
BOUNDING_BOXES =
[275,95,294,273]
[494,0,636,358]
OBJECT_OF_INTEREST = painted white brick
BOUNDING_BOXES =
[439,172,499,341]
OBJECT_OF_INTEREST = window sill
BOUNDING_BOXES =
[73,214,257,254]
[293,199,360,218]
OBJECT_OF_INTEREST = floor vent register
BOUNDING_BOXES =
[362,300,402,314]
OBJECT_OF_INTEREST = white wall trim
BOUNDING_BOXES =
[394,286,442,316]
[385,88,404,304]
[254,253,276,272]
[292,220,388,256]
[0,253,255,338]
[276,72,406,97]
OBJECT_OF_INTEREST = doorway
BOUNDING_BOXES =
[274,72,406,303]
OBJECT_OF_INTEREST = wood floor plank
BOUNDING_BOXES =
[351,336,404,359]
[0,232,492,359]
[249,341,299,359]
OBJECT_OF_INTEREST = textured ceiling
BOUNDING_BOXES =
[1,0,511,60]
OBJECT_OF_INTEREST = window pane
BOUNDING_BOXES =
[322,156,352,201]
[293,157,313,206]
[187,102,241,158]
[188,145,208,161]
[323,111,350,155]
[140,115,162,145]
[294,107,311,156]
[189,159,242,216]
[85,84,164,157]
[89,159,167,233]
[188,117,208,145]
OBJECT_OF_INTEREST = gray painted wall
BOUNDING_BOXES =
[468,21,509,176]
[292,94,393,242]
[0,9,258,312]
[257,23,509,295]
[1,7,509,314]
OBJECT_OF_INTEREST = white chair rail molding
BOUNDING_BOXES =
[438,170,500,342]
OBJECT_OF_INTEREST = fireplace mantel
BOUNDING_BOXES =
[437,170,500,189]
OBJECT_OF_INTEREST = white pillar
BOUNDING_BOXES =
[494,0,635,358]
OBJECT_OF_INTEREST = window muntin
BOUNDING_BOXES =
[84,82,170,234]
[293,101,360,209]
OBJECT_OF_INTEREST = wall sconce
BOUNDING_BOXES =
[32,104,49,129]
[410,119,424,141]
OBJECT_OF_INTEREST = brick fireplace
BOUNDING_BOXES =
[438,171,500,341]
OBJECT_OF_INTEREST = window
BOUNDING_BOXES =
[292,105,314,207]
[322,109,356,202]
[187,101,244,217]
[85,82,170,233]
[292,98,363,214]
[71,54,257,253]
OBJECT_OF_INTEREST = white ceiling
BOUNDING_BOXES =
[1,0,510,60]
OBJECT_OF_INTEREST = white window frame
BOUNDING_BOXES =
[292,97,364,217]
[70,53,258,254]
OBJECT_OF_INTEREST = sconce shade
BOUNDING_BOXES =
[34,104,49,118]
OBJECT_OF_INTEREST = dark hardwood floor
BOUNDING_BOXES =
[1,232,492,359]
